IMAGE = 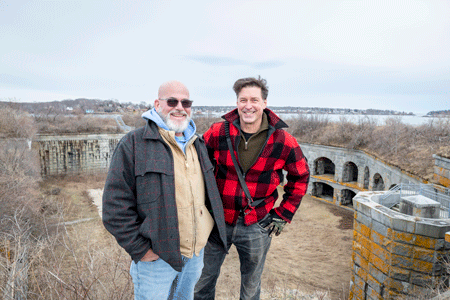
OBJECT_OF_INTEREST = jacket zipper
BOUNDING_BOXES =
[186,151,197,255]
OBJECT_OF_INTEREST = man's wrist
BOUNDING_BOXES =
[270,209,284,222]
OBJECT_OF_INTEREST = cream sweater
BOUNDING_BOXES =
[159,128,215,258]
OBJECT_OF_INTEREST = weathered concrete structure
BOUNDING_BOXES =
[350,187,450,299]
[434,155,450,188]
[299,144,424,208]
[33,134,124,176]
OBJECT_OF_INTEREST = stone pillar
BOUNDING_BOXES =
[350,192,450,299]
[316,159,325,175]
[433,155,450,188]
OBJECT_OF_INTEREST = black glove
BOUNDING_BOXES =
[259,209,287,237]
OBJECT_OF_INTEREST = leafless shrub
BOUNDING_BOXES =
[396,274,449,300]
[289,114,449,180]
[368,116,445,179]
[261,276,335,300]
[0,132,131,299]
[0,140,43,234]
[287,114,329,140]
[1,209,133,299]
[0,106,44,299]
[418,118,450,159]
[0,210,33,300]
[35,115,123,134]
[0,106,36,139]
[347,116,377,149]
[367,117,407,157]
[24,218,133,300]
[121,112,147,128]
[194,116,223,135]
[0,168,131,299]
[421,117,450,143]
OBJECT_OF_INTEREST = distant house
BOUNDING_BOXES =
[85,109,94,114]
[66,107,73,111]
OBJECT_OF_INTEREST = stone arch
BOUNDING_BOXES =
[373,173,385,191]
[314,157,335,176]
[342,161,358,182]
[312,182,334,201]
[341,189,356,206]
[363,166,370,189]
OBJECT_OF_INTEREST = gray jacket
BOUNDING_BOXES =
[102,120,227,271]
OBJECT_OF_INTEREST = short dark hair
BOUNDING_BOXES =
[233,76,268,100]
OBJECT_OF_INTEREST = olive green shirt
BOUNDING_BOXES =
[238,113,269,173]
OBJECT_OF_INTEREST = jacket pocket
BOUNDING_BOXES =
[136,178,162,205]
[195,205,215,250]
[135,168,167,205]
[177,206,194,254]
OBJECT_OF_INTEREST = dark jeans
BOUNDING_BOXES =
[194,215,272,300]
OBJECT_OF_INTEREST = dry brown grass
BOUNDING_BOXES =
[0,140,42,234]
[121,111,147,128]
[28,174,132,300]
[286,115,450,181]
[0,136,134,300]
[193,116,223,135]
[1,173,133,300]
[36,115,123,135]
[0,105,36,138]
[39,174,107,221]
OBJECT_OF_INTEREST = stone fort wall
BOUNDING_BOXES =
[32,135,449,191]
[33,134,124,176]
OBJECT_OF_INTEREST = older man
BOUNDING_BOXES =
[195,76,310,300]
[102,81,227,300]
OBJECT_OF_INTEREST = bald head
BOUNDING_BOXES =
[158,80,189,99]
[154,80,192,136]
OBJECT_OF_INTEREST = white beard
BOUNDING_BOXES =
[158,108,191,133]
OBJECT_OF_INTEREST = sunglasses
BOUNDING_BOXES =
[159,98,193,108]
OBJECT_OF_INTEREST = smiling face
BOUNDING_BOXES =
[154,81,191,136]
[237,86,267,133]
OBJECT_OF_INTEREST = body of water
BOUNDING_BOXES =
[194,111,447,126]
[277,113,446,126]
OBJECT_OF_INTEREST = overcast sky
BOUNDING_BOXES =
[1,1,449,114]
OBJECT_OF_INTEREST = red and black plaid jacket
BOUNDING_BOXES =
[203,108,310,226]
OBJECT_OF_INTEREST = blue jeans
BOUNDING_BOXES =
[194,216,272,300]
[130,249,204,300]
